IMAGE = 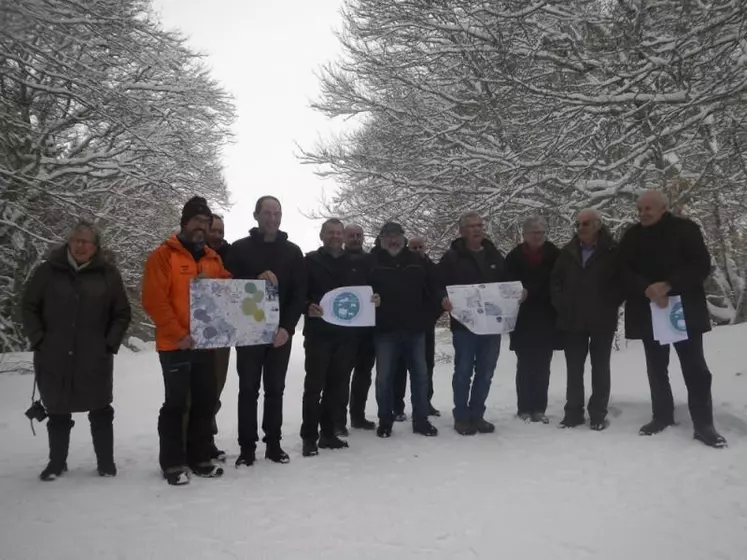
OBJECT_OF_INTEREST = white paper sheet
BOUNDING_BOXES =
[190,279,280,348]
[446,281,523,335]
[319,285,376,327]
[650,295,688,345]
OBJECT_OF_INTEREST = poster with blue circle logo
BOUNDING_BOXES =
[650,295,688,345]
[319,286,376,327]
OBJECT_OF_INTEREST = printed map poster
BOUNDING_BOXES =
[190,279,280,349]
[319,285,375,327]
[446,281,523,335]
[650,295,688,345]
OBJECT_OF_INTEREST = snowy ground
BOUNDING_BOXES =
[1,326,746,560]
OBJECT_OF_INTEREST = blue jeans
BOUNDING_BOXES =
[452,330,501,421]
[374,331,430,425]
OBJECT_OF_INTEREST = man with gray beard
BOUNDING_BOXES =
[368,222,443,438]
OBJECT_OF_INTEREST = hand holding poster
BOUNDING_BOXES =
[650,295,688,345]
[319,285,376,327]
[190,279,280,348]
[446,281,523,335]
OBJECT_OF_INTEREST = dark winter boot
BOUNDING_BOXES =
[190,462,224,478]
[454,418,477,436]
[265,443,290,464]
[302,439,319,457]
[693,425,727,449]
[163,466,190,486]
[559,415,585,429]
[90,406,116,477]
[351,416,376,430]
[376,422,393,438]
[639,419,674,436]
[319,434,349,450]
[41,415,74,481]
[235,446,256,468]
[474,418,495,434]
[413,420,438,436]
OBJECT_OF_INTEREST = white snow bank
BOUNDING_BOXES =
[0,326,746,559]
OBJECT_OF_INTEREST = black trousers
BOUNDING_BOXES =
[642,334,714,428]
[563,331,614,422]
[348,334,376,422]
[301,335,357,440]
[47,405,114,469]
[393,327,435,414]
[236,339,293,450]
[158,349,216,471]
[515,341,554,415]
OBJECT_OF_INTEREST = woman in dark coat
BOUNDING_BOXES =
[22,221,131,481]
[504,216,560,424]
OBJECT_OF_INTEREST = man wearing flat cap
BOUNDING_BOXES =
[367,221,443,438]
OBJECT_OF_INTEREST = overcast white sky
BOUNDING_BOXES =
[153,0,349,252]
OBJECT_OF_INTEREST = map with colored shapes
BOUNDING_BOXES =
[190,279,280,348]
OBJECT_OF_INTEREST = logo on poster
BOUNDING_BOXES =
[669,301,686,332]
[332,292,361,322]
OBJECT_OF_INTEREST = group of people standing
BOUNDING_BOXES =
[21,189,727,486]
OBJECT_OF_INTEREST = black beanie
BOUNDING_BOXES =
[180,196,212,228]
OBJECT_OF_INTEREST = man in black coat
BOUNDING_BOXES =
[619,190,726,448]
[22,221,131,480]
[392,236,442,420]
[341,224,377,432]
[225,196,306,466]
[505,216,561,424]
[551,208,621,431]
[439,212,506,436]
[300,219,375,457]
[369,222,441,438]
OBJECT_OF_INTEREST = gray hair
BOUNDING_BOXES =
[577,208,602,223]
[458,211,483,228]
[522,215,548,233]
[68,220,101,246]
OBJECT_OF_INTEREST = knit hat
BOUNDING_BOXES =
[379,221,405,236]
[180,196,212,228]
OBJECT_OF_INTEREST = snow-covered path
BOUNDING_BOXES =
[1,327,746,559]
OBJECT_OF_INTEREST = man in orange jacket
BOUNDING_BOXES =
[142,196,231,486]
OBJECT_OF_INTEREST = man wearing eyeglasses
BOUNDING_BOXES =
[550,208,622,431]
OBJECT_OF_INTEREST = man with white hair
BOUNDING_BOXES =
[551,208,622,431]
[619,189,726,448]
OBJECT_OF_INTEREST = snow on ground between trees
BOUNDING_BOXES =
[0,326,746,559]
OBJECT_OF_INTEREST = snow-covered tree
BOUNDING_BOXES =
[304,0,747,321]
[0,0,236,351]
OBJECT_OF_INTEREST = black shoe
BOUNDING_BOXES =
[351,417,376,430]
[265,444,290,464]
[40,462,67,482]
[694,425,727,448]
[190,463,224,478]
[413,421,438,437]
[531,413,550,424]
[559,416,585,428]
[454,418,477,436]
[394,412,407,422]
[428,405,441,417]
[590,419,609,431]
[235,448,256,468]
[377,424,392,438]
[319,434,350,450]
[639,419,673,436]
[163,468,190,486]
[517,412,532,423]
[334,426,349,438]
[302,439,319,457]
[474,418,495,434]
[210,445,227,462]
[97,463,117,477]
